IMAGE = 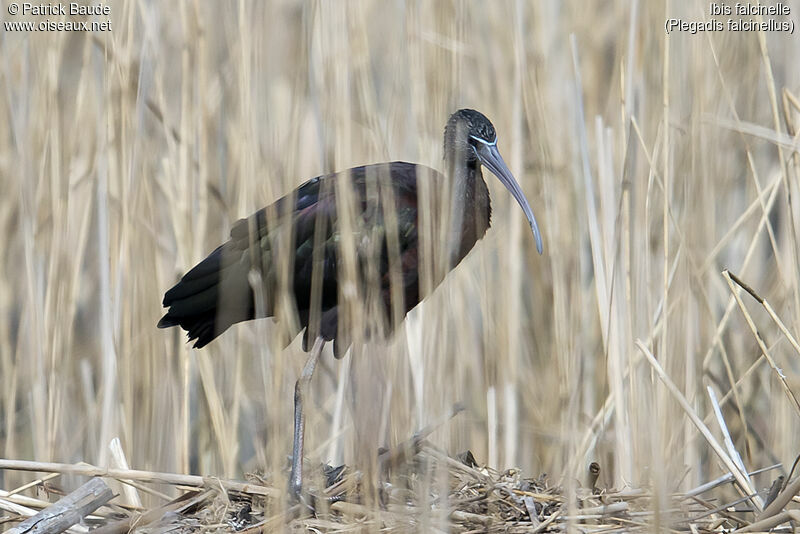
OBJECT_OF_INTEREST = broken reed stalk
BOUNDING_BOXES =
[754,475,800,524]
[0,447,787,532]
[0,459,280,498]
[739,509,800,533]
[8,478,113,534]
[89,490,215,534]
[634,340,758,499]
[726,269,800,359]
[722,270,800,418]
[706,386,763,511]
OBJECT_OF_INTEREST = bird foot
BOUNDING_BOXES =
[289,482,315,513]
[287,461,348,513]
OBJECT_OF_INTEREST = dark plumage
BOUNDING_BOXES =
[158,109,542,355]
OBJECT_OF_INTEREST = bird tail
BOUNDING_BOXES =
[158,243,254,348]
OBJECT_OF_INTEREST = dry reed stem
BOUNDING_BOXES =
[706,386,762,510]
[7,478,113,534]
[727,270,800,359]
[1,2,797,531]
[0,460,280,498]
[722,270,800,418]
[635,340,758,499]
[0,450,778,532]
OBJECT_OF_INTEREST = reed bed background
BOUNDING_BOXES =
[2,0,800,529]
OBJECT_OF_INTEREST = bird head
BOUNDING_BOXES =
[444,109,543,254]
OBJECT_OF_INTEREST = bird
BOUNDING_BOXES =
[157,108,543,498]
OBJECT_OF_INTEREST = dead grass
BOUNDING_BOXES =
[0,447,789,532]
[2,0,800,531]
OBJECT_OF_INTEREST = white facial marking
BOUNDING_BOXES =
[470,135,498,146]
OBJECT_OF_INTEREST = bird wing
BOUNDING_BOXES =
[229,162,422,350]
[160,162,423,350]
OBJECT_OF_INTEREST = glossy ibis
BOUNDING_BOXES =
[158,108,543,498]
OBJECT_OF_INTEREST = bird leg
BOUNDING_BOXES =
[289,336,324,501]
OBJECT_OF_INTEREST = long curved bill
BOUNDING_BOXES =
[475,141,544,254]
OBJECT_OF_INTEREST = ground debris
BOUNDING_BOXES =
[0,455,788,532]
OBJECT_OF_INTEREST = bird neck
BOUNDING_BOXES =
[443,151,491,262]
